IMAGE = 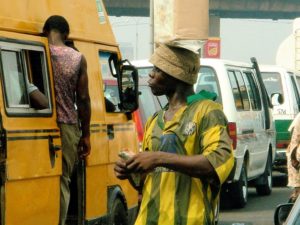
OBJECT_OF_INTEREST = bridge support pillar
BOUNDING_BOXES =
[209,14,220,37]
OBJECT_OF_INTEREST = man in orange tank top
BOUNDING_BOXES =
[43,15,91,225]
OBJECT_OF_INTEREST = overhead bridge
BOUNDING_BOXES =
[103,0,300,20]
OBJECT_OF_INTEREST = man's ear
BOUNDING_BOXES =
[62,33,69,41]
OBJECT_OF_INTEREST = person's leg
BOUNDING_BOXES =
[59,124,80,225]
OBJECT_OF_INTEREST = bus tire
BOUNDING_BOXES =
[108,198,128,225]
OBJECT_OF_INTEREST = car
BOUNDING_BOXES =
[274,195,300,225]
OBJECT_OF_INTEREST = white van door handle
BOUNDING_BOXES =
[241,129,254,134]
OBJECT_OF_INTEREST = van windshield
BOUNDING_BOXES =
[261,72,283,99]
[137,67,152,77]
[296,75,300,90]
[138,85,158,126]
[195,66,221,103]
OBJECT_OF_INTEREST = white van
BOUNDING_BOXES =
[259,65,300,173]
[197,58,276,208]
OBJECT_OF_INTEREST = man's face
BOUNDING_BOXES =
[147,66,177,96]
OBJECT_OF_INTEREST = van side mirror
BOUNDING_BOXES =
[274,203,293,225]
[271,93,283,106]
[118,65,139,112]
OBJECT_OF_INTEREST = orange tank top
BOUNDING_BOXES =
[50,45,82,124]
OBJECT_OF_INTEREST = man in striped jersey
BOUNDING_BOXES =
[115,44,234,225]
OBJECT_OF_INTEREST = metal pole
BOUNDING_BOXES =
[150,0,154,54]
[135,19,138,59]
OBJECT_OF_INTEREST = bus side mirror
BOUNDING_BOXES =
[118,65,139,112]
[271,93,283,106]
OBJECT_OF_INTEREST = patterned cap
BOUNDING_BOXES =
[149,44,200,85]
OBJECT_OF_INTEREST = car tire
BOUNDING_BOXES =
[231,164,248,208]
[108,198,128,225]
[256,153,272,196]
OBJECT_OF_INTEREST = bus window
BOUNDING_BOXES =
[0,41,51,115]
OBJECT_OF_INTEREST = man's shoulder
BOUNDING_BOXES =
[50,44,82,57]
[190,99,223,114]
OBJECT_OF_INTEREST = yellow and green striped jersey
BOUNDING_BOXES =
[135,99,234,225]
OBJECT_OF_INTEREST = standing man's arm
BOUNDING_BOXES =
[77,55,91,159]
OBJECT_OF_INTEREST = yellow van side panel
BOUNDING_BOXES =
[75,42,139,217]
[85,165,138,219]
[0,0,116,45]
[74,41,107,122]
[88,126,109,166]
[5,177,60,225]
[107,122,139,163]
[74,42,109,167]
[85,166,108,218]
[5,136,61,180]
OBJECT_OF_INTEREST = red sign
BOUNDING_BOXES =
[203,38,221,58]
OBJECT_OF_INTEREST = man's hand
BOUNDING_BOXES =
[126,152,160,173]
[78,136,91,159]
[114,159,131,180]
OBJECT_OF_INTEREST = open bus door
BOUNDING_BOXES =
[0,33,61,225]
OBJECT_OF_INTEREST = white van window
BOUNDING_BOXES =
[235,71,250,110]
[243,72,262,110]
[0,42,51,115]
[196,66,222,103]
[261,72,283,102]
[228,71,243,110]
[228,70,250,111]
[137,67,152,77]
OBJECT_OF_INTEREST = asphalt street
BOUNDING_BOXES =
[219,172,290,225]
